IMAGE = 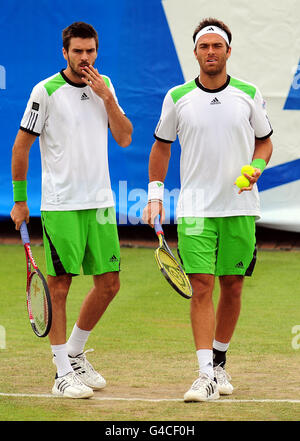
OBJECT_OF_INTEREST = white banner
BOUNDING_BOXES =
[163,0,300,231]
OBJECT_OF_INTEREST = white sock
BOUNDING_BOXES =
[51,344,72,377]
[67,323,91,357]
[213,339,230,352]
[196,349,214,380]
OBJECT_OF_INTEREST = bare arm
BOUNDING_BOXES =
[103,95,133,147]
[10,130,37,229]
[253,136,273,164]
[81,65,133,147]
[142,140,172,227]
[239,136,273,193]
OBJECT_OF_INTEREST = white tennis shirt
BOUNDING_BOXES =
[20,70,124,211]
[154,75,273,218]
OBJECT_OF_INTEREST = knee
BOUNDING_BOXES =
[108,277,120,299]
[48,275,72,304]
[95,273,120,302]
[190,274,215,303]
[220,276,243,300]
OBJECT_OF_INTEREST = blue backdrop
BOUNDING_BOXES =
[1,1,299,230]
[0,0,184,223]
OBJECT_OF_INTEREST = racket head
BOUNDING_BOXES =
[154,228,193,299]
[27,268,52,337]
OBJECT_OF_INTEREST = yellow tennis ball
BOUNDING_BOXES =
[241,165,255,176]
[235,175,250,189]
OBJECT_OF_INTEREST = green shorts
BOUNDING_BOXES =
[41,208,120,276]
[177,216,257,276]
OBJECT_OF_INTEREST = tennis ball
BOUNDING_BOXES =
[235,175,250,189]
[241,165,255,176]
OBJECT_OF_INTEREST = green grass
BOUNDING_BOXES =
[0,244,300,421]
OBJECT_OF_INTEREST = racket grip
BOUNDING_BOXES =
[20,221,30,244]
[154,215,163,235]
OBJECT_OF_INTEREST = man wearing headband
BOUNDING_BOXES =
[143,18,273,402]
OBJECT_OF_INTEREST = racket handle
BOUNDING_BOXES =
[20,221,30,245]
[154,215,164,235]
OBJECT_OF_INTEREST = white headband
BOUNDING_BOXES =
[194,25,230,48]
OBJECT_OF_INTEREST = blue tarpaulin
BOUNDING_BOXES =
[0,0,183,223]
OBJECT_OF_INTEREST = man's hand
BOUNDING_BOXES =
[10,201,29,230]
[237,168,261,194]
[142,201,165,228]
[81,65,111,100]
[81,65,132,148]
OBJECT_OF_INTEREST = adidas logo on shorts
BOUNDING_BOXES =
[109,255,119,263]
[235,261,244,269]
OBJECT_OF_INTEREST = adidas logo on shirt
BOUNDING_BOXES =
[81,92,89,101]
[210,97,221,105]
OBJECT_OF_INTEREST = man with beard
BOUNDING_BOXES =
[11,22,133,398]
[143,18,273,402]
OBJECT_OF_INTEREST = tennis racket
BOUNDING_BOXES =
[20,221,52,337]
[154,216,193,299]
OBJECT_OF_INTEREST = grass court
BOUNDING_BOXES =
[0,241,300,421]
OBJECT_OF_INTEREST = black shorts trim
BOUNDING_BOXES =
[245,245,257,277]
[43,225,67,276]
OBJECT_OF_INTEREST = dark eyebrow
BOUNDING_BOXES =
[72,48,96,52]
[198,42,224,47]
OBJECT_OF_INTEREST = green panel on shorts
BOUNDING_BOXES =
[177,216,256,276]
[41,208,120,276]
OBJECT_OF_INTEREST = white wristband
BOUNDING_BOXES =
[148,181,164,202]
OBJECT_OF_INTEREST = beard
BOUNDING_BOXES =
[200,61,225,76]
[198,54,228,77]
[67,55,93,79]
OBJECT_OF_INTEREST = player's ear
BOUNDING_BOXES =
[62,47,68,61]
[226,46,232,60]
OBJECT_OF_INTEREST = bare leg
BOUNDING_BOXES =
[47,274,72,345]
[215,275,244,343]
[189,274,215,349]
[76,272,120,331]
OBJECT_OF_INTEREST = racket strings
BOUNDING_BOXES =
[29,273,49,335]
[157,249,192,297]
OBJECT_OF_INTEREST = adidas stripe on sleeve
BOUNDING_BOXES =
[20,83,48,136]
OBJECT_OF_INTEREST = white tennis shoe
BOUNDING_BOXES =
[214,364,234,395]
[184,373,220,402]
[52,371,94,399]
[69,349,107,390]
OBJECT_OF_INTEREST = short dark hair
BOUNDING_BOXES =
[193,18,232,48]
[62,22,99,52]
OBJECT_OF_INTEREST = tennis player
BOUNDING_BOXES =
[143,18,273,402]
[11,22,133,398]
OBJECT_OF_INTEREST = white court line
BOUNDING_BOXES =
[0,392,300,403]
